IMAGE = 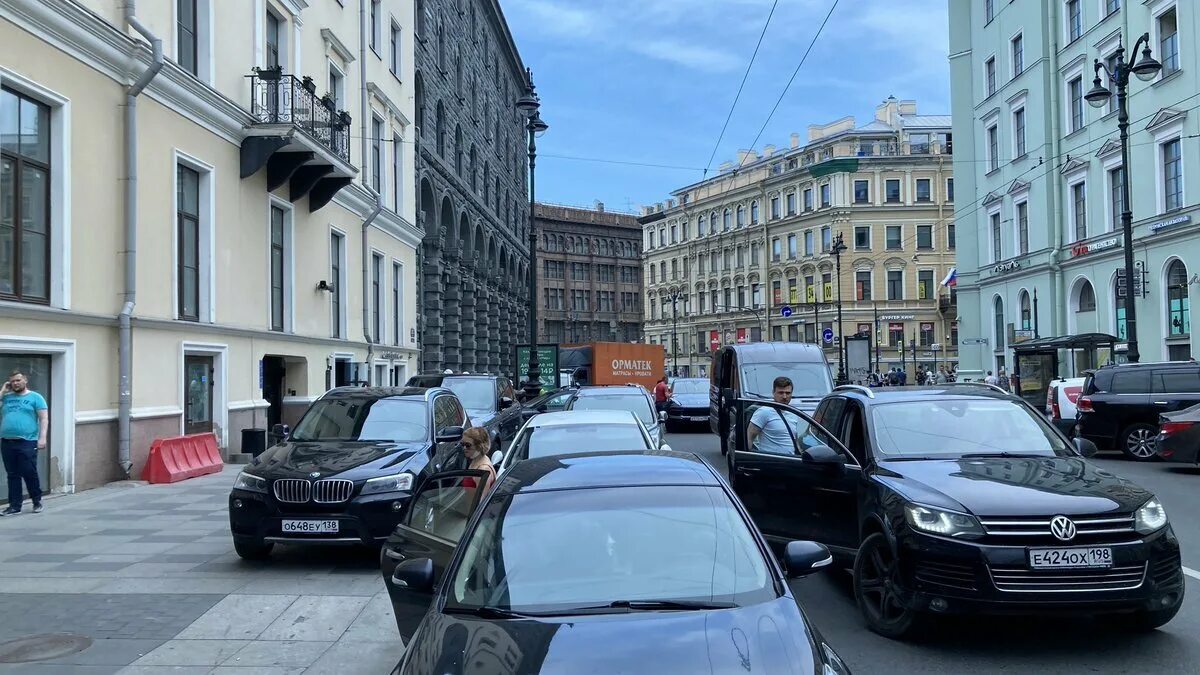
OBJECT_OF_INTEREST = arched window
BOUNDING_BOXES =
[993,296,1006,352]
[1114,277,1127,340]
[750,200,759,225]
[723,209,731,231]
[483,162,490,203]
[1168,260,1190,337]
[454,126,464,175]
[698,215,706,237]
[1019,291,1031,330]
[437,14,447,71]
[709,212,718,234]
[414,74,425,145]
[435,101,445,157]
[469,145,478,190]
[1076,281,1096,312]
[736,206,745,227]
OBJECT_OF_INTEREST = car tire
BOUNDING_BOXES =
[1114,602,1182,632]
[234,538,274,561]
[853,532,927,640]
[1120,423,1160,461]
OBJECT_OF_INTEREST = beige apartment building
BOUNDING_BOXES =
[0,0,420,494]
[641,98,959,379]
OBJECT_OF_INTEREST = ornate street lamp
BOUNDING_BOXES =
[831,232,848,384]
[518,70,549,401]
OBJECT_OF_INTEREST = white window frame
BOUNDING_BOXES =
[370,0,383,56]
[1010,30,1024,78]
[984,55,997,97]
[1011,104,1027,159]
[886,268,906,301]
[0,68,72,310]
[392,259,404,346]
[390,20,403,78]
[985,122,1000,172]
[371,250,386,344]
[1064,0,1083,43]
[854,224,873,251]
[1066,175,1088,242]
[266,195,295,333]
[328,59,347,113]
[1064,61,1086,134]
[330,227,349,338]
[1014,198,1030,255]
[1156,131,1185,215]
[392,129,404,214]
[176,0,215,84]
[988,205,1003,263]
[1100,147,1123,232]
[1150,1,1181,80]
[173,149,216,323]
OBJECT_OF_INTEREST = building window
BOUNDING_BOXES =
[670,224,678,244]
[770,197,780,219]
[723,209,731,231]
[750,200,759,224]
[1168,260,1190,336]
[372,253,383,342]
[787,234,798,258]
[265,10,281,69]
[920,321,935,346]
[1108,166,1123,230]
[987,124,999,171]
[802,189,812,212]
[736,246,745,268]
[370,0,381,54]
[371,116,383,193]
[821,274,832,302]
[1012,33,1023,76]
[1017,201,1029,254]
[991,211,1002,262]
[887,271,903,300]
[784,193,795,215]
[177,164,201,321]
[880,179,897,204]
[391,23,402,76]
[886,225,902,250]
[1013,107,1026,157]
[1072,181,1087,241]
[1163,138,1183,212]
[948,223,956,249]
[916,179,931,202]
[918,270,934,300]
[910,133,930,154]
[804,230,814,256]
[994,297,1006,352]
[736,206,745,227]
[330,231,344,338]
[393,134,403,212]
[985,0,994,22]
[270,204,286,331]
[856,271,872,301]
[1106,0,1120,16]
[820,184,831,207]
[946,177,955,202]
[177,0,198,75]
[985,57,996,96]
[329,65,343,114]
[854,179,869,204]
[1077,281,1096,312]
[855,225,870,250]
[0,88,51,303]
[1020,291,1031,330]
[772,238,782,262]
[393,262,403,345]
[1067,0,1082,42]
[821,226,831,253]
[1158,7,1179,75]
[1068,76,1084,133]
[917,224,933,249]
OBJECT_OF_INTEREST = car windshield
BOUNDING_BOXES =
[443,378,496,412]
[521,424,648,459]
[871,398,1072,459]
[671,379,708,395]
[571,393,655,426]
[290,399,428,444]
[740,363,832,399]
[448,486,775,614]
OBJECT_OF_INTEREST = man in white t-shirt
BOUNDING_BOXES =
[747,376,807,455]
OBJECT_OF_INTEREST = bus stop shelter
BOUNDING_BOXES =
[1012,333,1121,407]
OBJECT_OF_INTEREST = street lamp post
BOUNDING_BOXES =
[1085,33,1162,364]
[831,232,848,384]
[517,70,549,400]
[669,288,682,377]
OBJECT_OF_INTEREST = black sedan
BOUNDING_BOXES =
[228,387,470,560]
[1156,402,1200,463]
[663,377,711,432]
[379,451,850,674]
[727,384,1184,639]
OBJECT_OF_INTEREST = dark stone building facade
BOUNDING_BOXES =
[415,0,531,376]
[535,203,644,345]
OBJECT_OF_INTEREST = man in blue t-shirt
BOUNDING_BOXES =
[1,371,49,515]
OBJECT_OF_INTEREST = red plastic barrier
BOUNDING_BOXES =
[142,432,223,484]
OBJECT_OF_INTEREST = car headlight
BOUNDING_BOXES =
[361,472,415,496]
[233,471,267,493]
[904,504,984,539]
[821,643,848,675]
[1135,498,1168,534]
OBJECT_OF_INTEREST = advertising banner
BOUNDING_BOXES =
[514,344,559,394]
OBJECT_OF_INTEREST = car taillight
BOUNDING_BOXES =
[1160,421,1195,437]
[1077,396,1094,413]
[1048,386,1061,419]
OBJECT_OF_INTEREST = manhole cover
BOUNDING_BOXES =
[0,634,93,663]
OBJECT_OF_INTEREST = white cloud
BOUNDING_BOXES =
[631,39,742,73]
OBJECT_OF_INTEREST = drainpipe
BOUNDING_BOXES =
[1045,0,1066,365]
[119,1,164,475]
[359,0,382,383]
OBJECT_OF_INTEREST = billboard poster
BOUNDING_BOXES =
[514,344,559,394]
[709,330,721,351]
[736,328,748,344]
[846,337,871,383]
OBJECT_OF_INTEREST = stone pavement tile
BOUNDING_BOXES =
[0,594,221,642]
[340,594,399,642]
[113,563,205,577]
[39,638,166,666]
[130,639,251,667]
[161,543,234,556]
[176,595,298,640]
[0,577,108,593]
[55,562,137,573]
[0,562,73,575]
[258,596,370,642]
[236,576,383,597]
[221,640,332,668]
[302,640,405,675]
[209,667,305,675]
[134,535,208,544]
[0,664,121,674]
[94,543,184,556]
[77,555,152,564]
[90,577,249,595]
[157,554,223,564]
[118,666,212,675]
[92,529,160,536]
[6,553,86,562]
[17,534,78,542]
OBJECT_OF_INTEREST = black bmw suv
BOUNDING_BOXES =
[727,384,1183,639]
[228,387,470,560]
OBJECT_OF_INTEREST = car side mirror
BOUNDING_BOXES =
[660,444,672,453]
[782,540,833,578]
[491,450,504,465]
[658,410,667,424]
[391,557,435,593]
[1074,437,1099,458]
[499,397,514,410]
[801,444,843,466]
[436,426,465,443]
[271,423,289,440]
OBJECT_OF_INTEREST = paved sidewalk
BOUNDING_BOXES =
[0,466,404,674]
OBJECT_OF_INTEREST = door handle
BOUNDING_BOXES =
[385,548,405,560]
[1153,401,1169,405]
[739,467,762,473]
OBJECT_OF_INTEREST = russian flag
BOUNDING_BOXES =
[940,267,958,288]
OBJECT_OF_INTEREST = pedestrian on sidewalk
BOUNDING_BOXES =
[1,371,48,515]
[653,376,671,413]
[460,427,497,497]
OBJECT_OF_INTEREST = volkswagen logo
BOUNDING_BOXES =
[1050,515,1077,542]
[309,472,321,479]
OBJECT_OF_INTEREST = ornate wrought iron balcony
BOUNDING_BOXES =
[249,70,350,162]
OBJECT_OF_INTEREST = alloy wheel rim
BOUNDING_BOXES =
[1127,428,1155,458]
[858,542,906,624]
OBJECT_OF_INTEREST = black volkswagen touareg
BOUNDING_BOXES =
[228,387,470,560]
[725,383,1183,639]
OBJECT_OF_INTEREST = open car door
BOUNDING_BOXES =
[379,469,490,640]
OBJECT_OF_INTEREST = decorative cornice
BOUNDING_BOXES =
[1095,138,1122,159]
[367,81,412,127]
[1007,179,1031,195]
[982,191,1003,206]
[1060,157,1089,176]
[321,28,356,64]
[1147,108,1187,132]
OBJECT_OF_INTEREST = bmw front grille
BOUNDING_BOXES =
[272,479,354,504]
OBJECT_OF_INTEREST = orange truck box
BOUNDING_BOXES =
[589,343,666,391]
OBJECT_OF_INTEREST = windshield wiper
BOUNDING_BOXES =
[443,605,530,619]
[601,599,736,611]
[959,452,1051,459]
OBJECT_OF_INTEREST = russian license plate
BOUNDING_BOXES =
[1029,547,1112,569]
[281,519,339,534]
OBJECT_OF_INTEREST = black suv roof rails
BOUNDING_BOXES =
[834,384,875,399]
[940,381,1010,395]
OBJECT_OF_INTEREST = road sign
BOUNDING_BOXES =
[931,343,942,352]
[961,338,989,345]
[781,306,793,318]
[822,328,834,344]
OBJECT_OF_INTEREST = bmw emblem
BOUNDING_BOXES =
[309,472,321,479]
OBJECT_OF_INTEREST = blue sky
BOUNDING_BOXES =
[503,0,951,213]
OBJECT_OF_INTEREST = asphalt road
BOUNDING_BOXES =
[664,427,1200,675]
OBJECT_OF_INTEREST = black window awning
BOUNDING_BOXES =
[1012,333,1119,354]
